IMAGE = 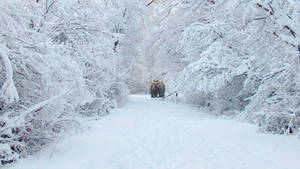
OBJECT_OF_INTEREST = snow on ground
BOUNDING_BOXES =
[9,95,300,169]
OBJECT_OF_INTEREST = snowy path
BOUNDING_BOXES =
[10,95,300,169]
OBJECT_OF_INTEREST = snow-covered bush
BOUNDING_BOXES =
[174,40,249,115]
[241,66,300,134]
[0,0,143,165]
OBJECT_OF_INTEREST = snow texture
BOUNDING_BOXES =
[9,96,300,169]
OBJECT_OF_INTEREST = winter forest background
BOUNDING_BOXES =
[0,0,300,166]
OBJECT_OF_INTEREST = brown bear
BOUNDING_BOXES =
[150,80,165,98]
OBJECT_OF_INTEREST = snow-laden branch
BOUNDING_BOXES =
[0,44,19,103]
[15,89,71,125]
[0,89,70,134]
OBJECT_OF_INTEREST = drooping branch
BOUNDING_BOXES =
[298,45,300,59]
[267,1,275,15]
[0,45,19,103]
[123,8,127,18]
[0,90,70,133]
[256,2,274,15]
[146,0,155,6]
[159,2,179,22]
[37,0,57,32]
[283,25,296,38]
[15,89,70,125]
[113,40,119,52]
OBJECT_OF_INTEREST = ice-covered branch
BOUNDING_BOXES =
[0,45,19,103]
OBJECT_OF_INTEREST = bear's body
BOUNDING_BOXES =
[150,80,165,98]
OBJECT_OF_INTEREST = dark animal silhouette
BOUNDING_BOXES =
[150,80,165,98]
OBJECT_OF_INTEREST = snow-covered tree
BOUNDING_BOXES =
[141,0,300,134]
[0,0,144,165]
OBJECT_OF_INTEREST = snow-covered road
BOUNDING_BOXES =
[10,95,300,169]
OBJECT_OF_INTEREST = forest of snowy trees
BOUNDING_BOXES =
[0,0,299,166]
[146,0,300,135]
[0,0,145,165]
